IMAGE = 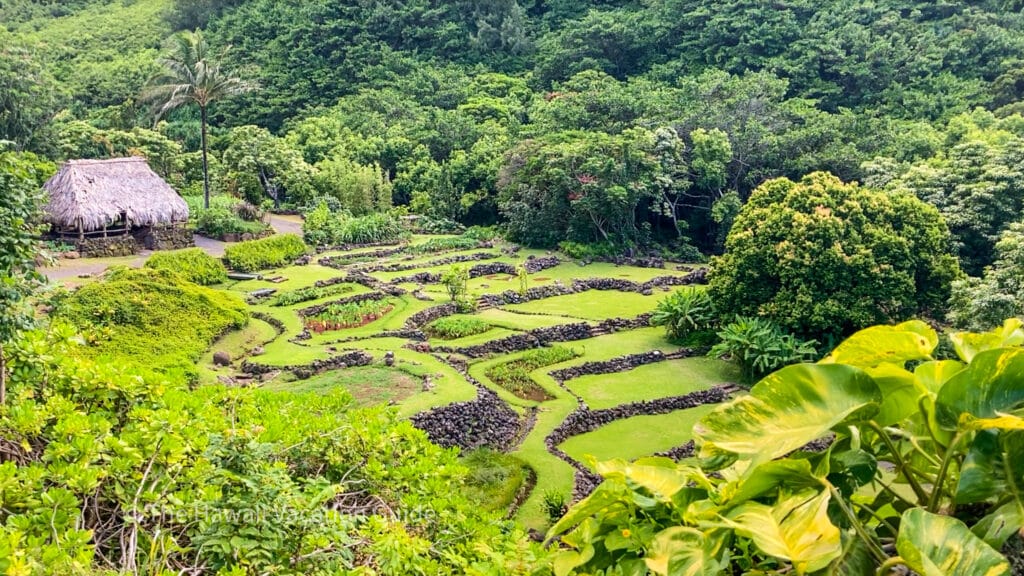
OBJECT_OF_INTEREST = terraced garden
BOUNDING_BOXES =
[203,236,739,529]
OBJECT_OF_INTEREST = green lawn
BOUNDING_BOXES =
[559,405,720,464]
[262,366,420,407]
[229,264,344,293]
[504,290,664,320]
[568,357,739,410]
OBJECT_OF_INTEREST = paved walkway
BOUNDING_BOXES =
[41,214,302,282]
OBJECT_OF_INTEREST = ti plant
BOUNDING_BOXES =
[548,319,1024,575]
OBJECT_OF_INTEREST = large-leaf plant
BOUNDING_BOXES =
[548,319,1024,575]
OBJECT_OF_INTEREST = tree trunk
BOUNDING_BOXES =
[201,105,211,210]
[0,342,7,407]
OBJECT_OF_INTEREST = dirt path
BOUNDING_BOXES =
[42,214,304,283]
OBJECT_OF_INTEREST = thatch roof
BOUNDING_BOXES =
[43,157,189,231]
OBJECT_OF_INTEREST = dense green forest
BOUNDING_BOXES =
[6,0,1024,258]
[6,0,1024,573]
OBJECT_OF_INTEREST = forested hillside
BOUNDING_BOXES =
[6,0,1024,256]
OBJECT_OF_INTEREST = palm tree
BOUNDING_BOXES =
[142,30,254,209]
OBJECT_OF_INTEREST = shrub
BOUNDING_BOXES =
[408,236,481,254]
[708,316,818,384]
[302,206,409,246]
[542,490,568,523]
[223,234,307,272]
[53,267,248,383]
[414,216,465,235]
[650,287,716,342]
[0,328,540,574]
[145,248,228,285]
[425,316,492,340]
[186,194,271,240]
[551,320,1023,575]
[558,240,617,261]
[464,225,501,241]
[441,264,470,303]
[708,172,961,343]
[194,207,269,238]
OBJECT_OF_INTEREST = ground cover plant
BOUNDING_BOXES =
[51,267,248,383]
[462,449,534,515]
[485,346,581,401]
[304,298,394,332]
[425,315,492,340]
[144,247,228,285]
[548,320,1024,574]
[408,235,482,254]
[222,233,307,272]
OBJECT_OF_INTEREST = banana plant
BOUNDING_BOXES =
[547,319,1023,575]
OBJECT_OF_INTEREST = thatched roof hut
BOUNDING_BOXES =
[44,157,189,234]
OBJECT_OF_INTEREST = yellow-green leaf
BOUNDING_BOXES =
[728,489,841,575]
[823,320,936,368]
[695,364,880,466]
[896,508,1010,576]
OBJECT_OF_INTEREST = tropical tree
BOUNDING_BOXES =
[142,30,254,208]
[708,172,961,344]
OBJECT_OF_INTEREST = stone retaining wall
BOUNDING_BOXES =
[75,235,138,257]
[355,251,498,274]
[403,303,458,329]
[141,225,194,251]
[549,348,703,382]
[478,269,707,307]
[241,350,374,379]
[523,255,561,273]
[434,315,652,358]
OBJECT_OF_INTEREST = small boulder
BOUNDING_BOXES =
[250,346,265,356]
[63,251,81,260]
[213,351,232,366]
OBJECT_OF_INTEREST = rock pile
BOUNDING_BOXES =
[523,255,561,273]
[410,388,521,451]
